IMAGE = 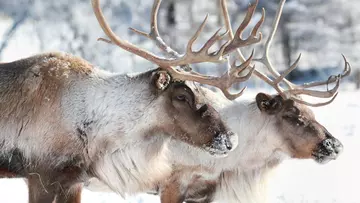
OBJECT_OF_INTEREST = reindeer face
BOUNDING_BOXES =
[152,71,238,157]
[256,93,343,164]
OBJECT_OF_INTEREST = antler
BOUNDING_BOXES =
[92,0,228,66]
[128,0,263,99]
[221,0,350,106]
[129,0,181,60]
[91,0,263,100]
[130,0,264,60]
[222,0,264,55]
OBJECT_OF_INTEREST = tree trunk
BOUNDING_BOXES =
[356,69,360,89]
[167,1,176,26]
[279,13,301,81]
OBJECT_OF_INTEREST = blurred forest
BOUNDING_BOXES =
[0,0,358,88]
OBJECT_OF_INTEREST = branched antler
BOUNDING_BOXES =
[92,0,264,100]
[220,0,350,106]
[222,0,264,55]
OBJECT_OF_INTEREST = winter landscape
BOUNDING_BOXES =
[0,0,359,202]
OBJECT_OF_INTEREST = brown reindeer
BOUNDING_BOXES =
[0,0,267,202]
[83,0,350,202]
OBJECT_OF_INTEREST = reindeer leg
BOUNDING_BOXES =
[27,174,56,203]
[160,180,185,203]
[51,158,86,203]
[54,184,82,203]
[27,165,83,203]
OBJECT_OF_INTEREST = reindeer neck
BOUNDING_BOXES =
[65,69,162,153]
[69,69,174,195]
[212,101,286,202]
[214,163,279,203]
[211,101,280,170]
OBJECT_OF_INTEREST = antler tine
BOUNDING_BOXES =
[92,0,179,67]
[129,0,194,71]
[241,53,301,99]
[252,0,295,89]
[220,0,262,63]
[299,55,351,88]
[129,0,185,62]
[291,93,338,107]
[228,50,255,81]
[223,0,265,55]
[218,52,255,100]
[283,55,351,98]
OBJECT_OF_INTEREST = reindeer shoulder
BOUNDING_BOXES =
[0,52,94,81]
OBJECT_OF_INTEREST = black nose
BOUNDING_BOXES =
[320,137,343,157]
[324,131,343,155]
[212,132,232,152]
[332,138,343,154]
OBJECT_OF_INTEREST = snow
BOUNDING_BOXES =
[0,89,358,203]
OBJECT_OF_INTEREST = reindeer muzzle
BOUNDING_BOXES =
[312,136,343,164]
[206,131,238,157]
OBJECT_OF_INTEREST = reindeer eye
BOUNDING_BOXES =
[296,117,306,126]
[283,115,306,126]
[176,95,186,101]
[288,107,300,115]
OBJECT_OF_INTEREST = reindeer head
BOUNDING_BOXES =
[226,0,351,165]
[256,93,343,164]
[150,70,238,156]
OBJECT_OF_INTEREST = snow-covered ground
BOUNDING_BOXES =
[0,87,358,203]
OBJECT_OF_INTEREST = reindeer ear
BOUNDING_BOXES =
[152,70,171,90]
[256,93,283,114]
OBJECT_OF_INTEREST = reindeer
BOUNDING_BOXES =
[0,0,268,202]
[149,0,351,202]
[84,0,351,202]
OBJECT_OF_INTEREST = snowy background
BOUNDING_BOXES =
[0,0,359,202]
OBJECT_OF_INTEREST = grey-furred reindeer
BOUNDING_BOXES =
[0,0,269,202]
[86,0,350,202]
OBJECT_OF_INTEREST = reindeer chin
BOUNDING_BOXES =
[312,153,335,164]
[203,145,229,158]
[208,150,229,158]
